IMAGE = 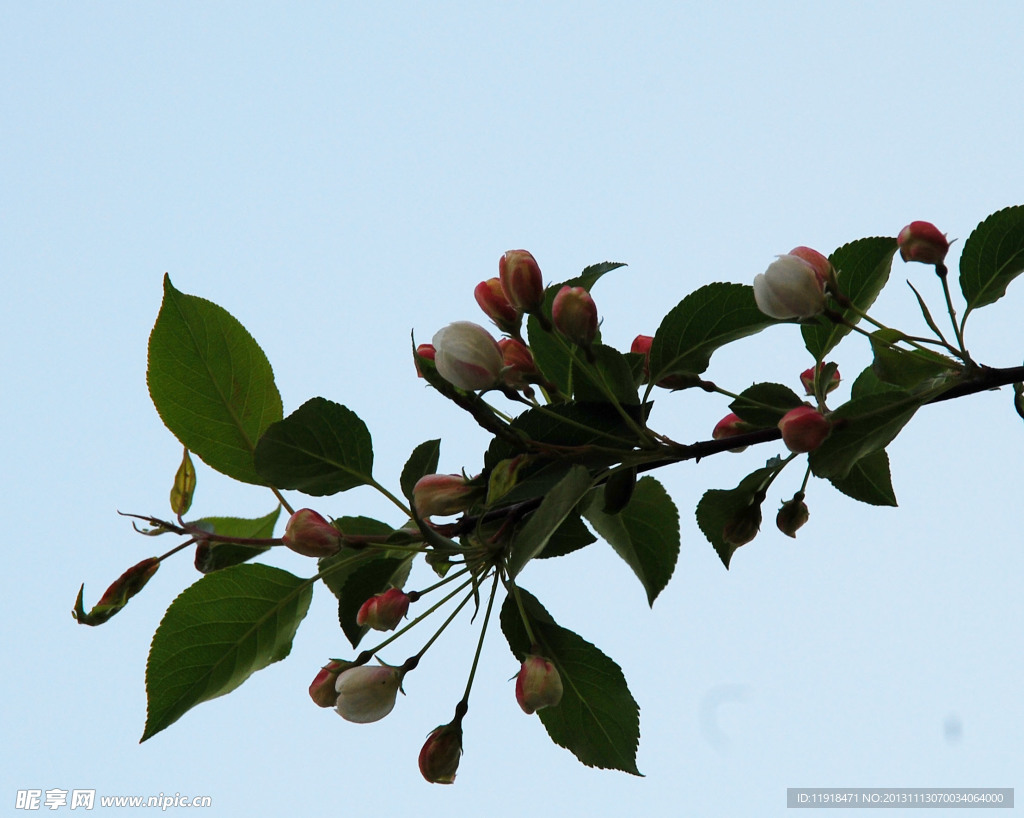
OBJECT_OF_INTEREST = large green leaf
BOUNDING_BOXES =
[808,392,923,480]
[254,397,373,495]
[142,564,312,741]
[147,275,283,484]
[583,477,679,605]
[501,588,641,775]
[534,513,597,560]
[192,507,281,574]
[869,329,959,388]
[649,283,774,385]
[959,204,1024,315]
[571,344,640,406]
[317,516,394,598]
[507,465,593,578]
[827,449,897,507]
[802,238,898,359]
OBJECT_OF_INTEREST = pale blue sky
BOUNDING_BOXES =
[3,3,1022,815]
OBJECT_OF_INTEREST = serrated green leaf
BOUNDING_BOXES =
[142,564,312,741]
[534,513,597,560]
[147,275,283,485]
[192,507,281,573]
[571,344,640,406]
[337,556,413,649]
[507,465,593,578]
[808,392,923,480]
[851,365,903,399]
[649,283,774,384]
[729,382,805,428]
[869,329,960,388]
[501,588,641,775]
[695,464,779,569]
[254,397,373,495]
[317,516,394,598]
[960,204,1024,315]
[802,238,898,359]
[828,449,897,507]
[400,439,441,502]
[583,477,679,606]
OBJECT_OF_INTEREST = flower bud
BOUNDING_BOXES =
[799,363,841,396]
[516,654,564,714]
[282,509,341,558]
[474,277,522,334]
[498,250,544,313]
[712,412,750,453]
[356,588,411,632]
[552,286,598,347]
[334,664,403,724]
[753,252,828,319]
[631,334,653,381]
[432,321,504,391]
[897,221,949,265]
[418,722,463,784]
[412,473,478,518]
[778,406,831,453]
[498,337,539,388]
[722,504,762,547]
[309,659,354,708]
[73,556,161,626]
[788,246,832,282]
[414,343,435,378]
[776,493,810,538]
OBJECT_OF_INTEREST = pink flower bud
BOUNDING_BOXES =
[432,321,504,391]
[552,285,598,347]
[776,493,810,538]
[897,221,950,265]
[778,406,831,453]
[712,412,750,453]
[412,473,478,518]
[414,343,435,378]
[788,246,832,282]
[498,337,539,388]
[800,364,841,396]
[498,250,544,313]
[474,277,522,334]
[631,334,653,381]
[356,588,411,632]
[282,509,342,558]
[309,659,353,708]
[516,654,563,714]
[753,253,828,319]
[334,664,403,724]
[418,722,463,785]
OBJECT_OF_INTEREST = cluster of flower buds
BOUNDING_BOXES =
[424,250,601,394]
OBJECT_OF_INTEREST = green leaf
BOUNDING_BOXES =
[583,477,679,605]
[571,344,640,406]
[808,392,923,480]
[851,365,903,399]
[828,449,897,507]
[869,329,960,388]
[317,516,394,598]
[142,564,312,741]
[534,513,597,560]
[729,382,805,428]
[802,238,898,359]
[527,262,624,395]
[507,465,593,578]
[192,507,281,574]
[254,397,374,495]
[649,283,774,385]
[337,555,413,649]
[147,275,283,485]
[501,588,641,775]
[400,439,441,502]
[696,463,780,569]
[960,204,1024,315]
